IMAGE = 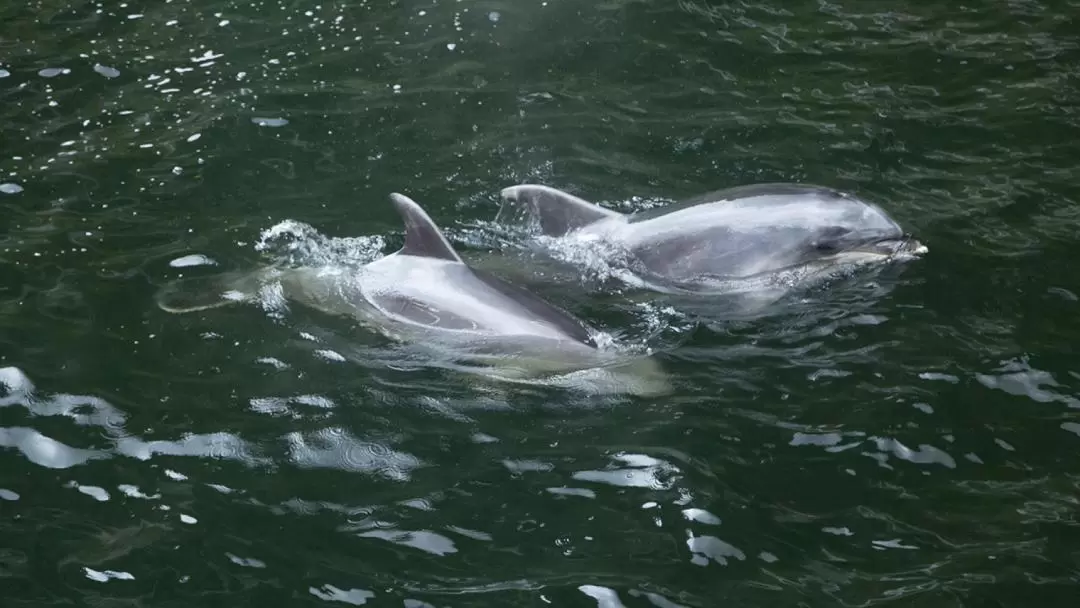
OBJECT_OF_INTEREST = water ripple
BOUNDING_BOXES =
[284,427,422,481]
[0,427,106,469]
[4,0,1080,606]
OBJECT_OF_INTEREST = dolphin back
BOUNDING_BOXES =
[680,182,848,206]
[498,185,623,237]
[469,266,598,348]
[380,192,601,348]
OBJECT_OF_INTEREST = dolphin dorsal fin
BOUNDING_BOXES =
[389,193,464,263]
[498,184,623,237]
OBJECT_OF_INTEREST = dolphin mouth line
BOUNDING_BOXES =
[852,236,928,259]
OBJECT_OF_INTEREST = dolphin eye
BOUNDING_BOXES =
[812,226,851,252]
[821,225,852,239]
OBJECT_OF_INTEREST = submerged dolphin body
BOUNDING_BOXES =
[156,193,668,395]
[495,183,927,297]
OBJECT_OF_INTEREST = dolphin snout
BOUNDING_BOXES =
[874,234,927,257]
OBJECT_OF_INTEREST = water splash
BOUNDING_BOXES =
[255,219,386,268]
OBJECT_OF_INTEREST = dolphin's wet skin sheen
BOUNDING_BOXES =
[158,182,927,395]
[153,179,931,407]
[495,183,927,296]
[156,192,670,396]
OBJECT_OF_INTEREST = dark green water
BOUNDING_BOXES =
[3,0,1080,606]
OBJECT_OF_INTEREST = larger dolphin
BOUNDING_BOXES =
[495,183,928,296]
[156,193,668,395]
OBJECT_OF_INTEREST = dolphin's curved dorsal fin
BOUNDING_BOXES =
[498,184,623,237]
[389,192,464,263]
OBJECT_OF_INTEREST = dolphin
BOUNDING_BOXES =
[155,193,669,396]
[495,183,928,296]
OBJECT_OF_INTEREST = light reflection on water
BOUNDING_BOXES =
[3,0,1080,606]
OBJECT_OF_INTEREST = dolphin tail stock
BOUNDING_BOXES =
[154,267,279,314]
[496,184,624,237]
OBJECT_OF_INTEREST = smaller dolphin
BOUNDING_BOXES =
[156,193,668,395]
[495,183,927,296]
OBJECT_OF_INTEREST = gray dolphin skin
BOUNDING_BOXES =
[156,193,668,395]
[496,183,928,295]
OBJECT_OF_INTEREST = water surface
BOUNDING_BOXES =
[3,1,1080,606]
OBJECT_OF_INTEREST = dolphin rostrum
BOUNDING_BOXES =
[495,183,928,295]
[156,193,668,395]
